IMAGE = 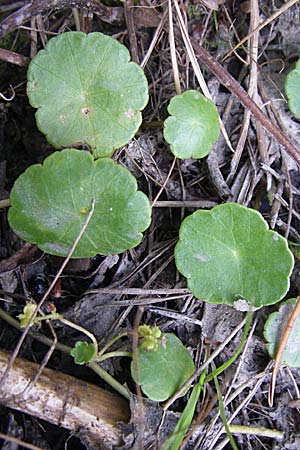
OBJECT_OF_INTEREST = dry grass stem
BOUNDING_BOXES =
[223,0,300,61]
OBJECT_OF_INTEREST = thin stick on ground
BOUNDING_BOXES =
[152,157,177,205]
[226,0,260,183]
[0,432,43,450]
[191,38,300,167]
[269,296,300,406]
[131,306,146,450]
[0,199,96,392]
[0,0,124,37]
[0,48,30,66]
[0,199,11,209]
[223,0,300,61]
[141,8,168,69]
[173,0,234,153]
[168,0,181,94]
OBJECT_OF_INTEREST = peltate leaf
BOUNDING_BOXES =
[163,90,220,159]
[131,333,194,402]
[264,298,300,367]
[175,203,294,308]
[285,59,300,119]
[71,341,97,365]
[27,32,148,158]
[8,149,151,258]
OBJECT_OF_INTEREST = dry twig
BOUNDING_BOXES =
[0,350,129,449]
[223,0,300,61]
[269,296,300,406]
[191,39,300,167]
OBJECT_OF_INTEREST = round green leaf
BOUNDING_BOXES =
[175,203,294,308]
[285,59,300,119]
[27,32,148,158]
[8,149,151,258]
[71,341,97,365]
[163,90,220,159]
[131,333,194,402]
[264,298,300,367]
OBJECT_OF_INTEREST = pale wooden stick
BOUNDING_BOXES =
[0,350,130,449]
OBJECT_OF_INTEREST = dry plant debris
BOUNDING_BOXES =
[0,1,300,449]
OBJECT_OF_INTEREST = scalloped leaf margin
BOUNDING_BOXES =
[163,90,220,159]
[27,32,149,158]
[175,203,294,308]
[8,149,151,258]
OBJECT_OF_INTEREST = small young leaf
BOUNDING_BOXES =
[285,59,300,119]
[163,90,220,159]
[17,303,37,328]
[71,341,97,364]
[264,298,300,367]
[8,149,151,258]
[27,32,148,158]
[131,333,194,402]
[175,203,294,308]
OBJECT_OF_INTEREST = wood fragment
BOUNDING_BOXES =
[228,424,283,440]
[124,0,139,63]
[0,0,124,38]
[0,350,130,449]
[0,47,30,66]
[153,200,217,208]
[0,243,39,274]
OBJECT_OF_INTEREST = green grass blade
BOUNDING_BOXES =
[162,370,206,450]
